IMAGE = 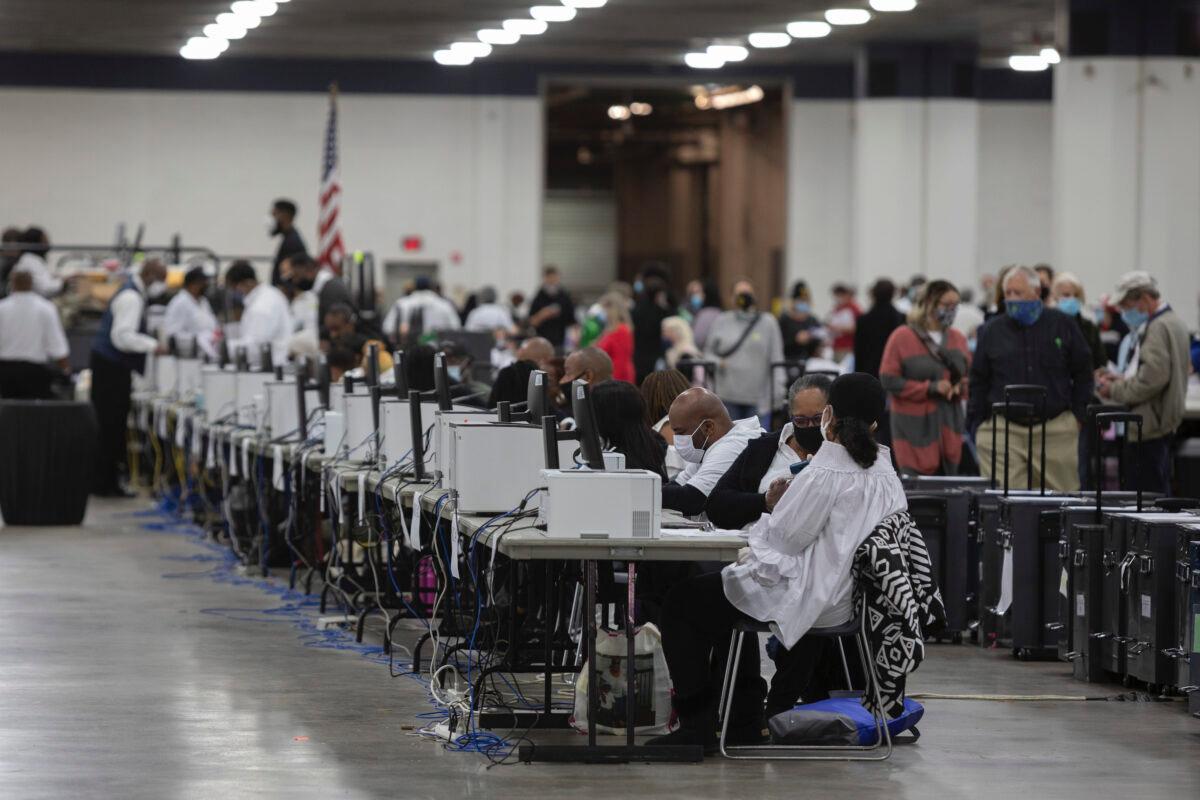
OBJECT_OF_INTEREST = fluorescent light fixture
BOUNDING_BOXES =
[607,105,631,121]
[434,49,474,66]
[696,84,766,111]
[707,44,749,62]
[451,41,492,58]
[869,0,917,11]
[1040,47,1061,64]
[180,36,227,60]
[504,18,548,35]
[215,12,247,31]
[1009,54,1048,71]
[562,0,608,7]
[229,2,262,28]
[180,45,220,60]
[478,28,520,45]
[205,21,246,40]
[248,0,278,15]
[530,5,576,22]
[748,32,791,48]
[629,102,652,116]
[825,8,871,25]
[685,52,724,69]
[786,21,832,38]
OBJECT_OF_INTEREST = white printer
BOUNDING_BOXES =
[446,422,579,514]
[538,469,662,540]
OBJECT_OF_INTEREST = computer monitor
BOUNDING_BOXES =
[316,358,331,410]
[570,380,606,470]
[433,351,452,411]
[527,370,549,423]
[392,350,409,396]
[259,343,273,373]
[365,342,379,387]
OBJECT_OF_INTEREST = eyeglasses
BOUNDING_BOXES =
[792,414,823,429]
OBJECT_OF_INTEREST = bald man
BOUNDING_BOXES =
[561,345,613,387]
[663,387,764,517]
[516,336,555,370]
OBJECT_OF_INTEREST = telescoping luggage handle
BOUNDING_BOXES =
[1093,411,1144,515]
[990,401,1031,494]
[990,383,1048,496]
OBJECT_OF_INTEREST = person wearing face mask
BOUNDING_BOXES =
[880,280,971,476]
[267,199,307,289]
[1094,271,1190,494]
[853,279,904,378]
[826,283,862,361]
[89,258,169,496]
[162,266,219,358]
[631,267,675,383]
[778,281,825,362]
[662,387,764,517]
[967,265,1094,492]
[1050,273,1105,371]
[287,253,355,338]
[706,374,833,530]
[704,279,785,424]
[527,266,576,350]
[223,261,293,369]
[685,278,723,350]
[649,373,905,751]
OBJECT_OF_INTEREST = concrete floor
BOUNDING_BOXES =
[0,499,1197,800]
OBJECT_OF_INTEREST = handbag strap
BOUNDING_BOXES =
[909,325,961,383]
[713,313,761,359]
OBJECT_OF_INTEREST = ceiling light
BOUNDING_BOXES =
[205,21,246,40]
[695,85,766,111]
[504,18,548,35]
[685,52,725,69]
[707,45,749,62]
[608,105,631,121]
[825,8,872,25]
[180,37,225,60]
[451,41,492,58]
[228,2,262,28]
[1040,47,1061,64]
[629,102,653,116]
[562,0,608,7]
[787,21,832,38]
[248,0,278,16]
[478,28,520,45]
[215,12,248,32]
[180,44,220,60]
[869,0,917,11]
[530,5,576,22]
[434,49,474,66]
[1009,54,1048,71]
[748,32,791,48]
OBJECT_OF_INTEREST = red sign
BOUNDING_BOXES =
[402,236,423,253]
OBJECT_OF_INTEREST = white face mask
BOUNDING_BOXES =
[146,280,167,299]
[266,215,279,236]
[674,419,711,464]
[819,406,834,442]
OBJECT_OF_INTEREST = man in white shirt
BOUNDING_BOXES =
[382,276,460,341]
[224,261,292,369]
[663,387,765,517]
[12,227,65,298]
[89,259,168,496]
[0,271,71,399]
[464,286,515,334]
[162,267,218,357]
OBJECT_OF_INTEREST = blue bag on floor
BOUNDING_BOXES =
[767,697,924,746]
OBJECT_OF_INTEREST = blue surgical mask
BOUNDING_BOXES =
[1056,297,1082,318]
[633,280,645,294]
[794,301,811,315]
[447,365,463,382]
[689,294,703,310]
[1006,299,1043,327]
[1120,307,1149,330]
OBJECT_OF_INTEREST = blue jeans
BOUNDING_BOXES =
[724,401,767,427]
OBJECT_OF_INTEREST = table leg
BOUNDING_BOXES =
[625,561,636,747]
[586,559,597,749]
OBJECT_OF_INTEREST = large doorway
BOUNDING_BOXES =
[543,81,787,300]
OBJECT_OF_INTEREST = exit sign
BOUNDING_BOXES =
[402,236,423,253]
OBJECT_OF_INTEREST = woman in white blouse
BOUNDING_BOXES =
[649,373,907,751]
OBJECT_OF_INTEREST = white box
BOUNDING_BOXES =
[201,366,238,424]
[324,410,345,457]
[156,354,178,396]
[342,391,376,462]
[266,378,297,438]
[539,469,661,539]
[177,358,202,398]
[379,399,445,468]
[447,423,578,514]
[433,407,496,476]
[235,371,272,427]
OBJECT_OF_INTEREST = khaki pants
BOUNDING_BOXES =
[976,411,1080,493]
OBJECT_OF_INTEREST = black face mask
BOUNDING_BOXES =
[1040,284,1050,301]
[296,278,315,291]
[792,426,824,456]
[736,292,756,311]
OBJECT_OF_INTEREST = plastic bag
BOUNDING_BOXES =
[571,622,676,736]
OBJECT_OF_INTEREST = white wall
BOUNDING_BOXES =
[0,87,543,300]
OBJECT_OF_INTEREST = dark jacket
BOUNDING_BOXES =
[966,307,1094,432]
[528,288,576,349]
[779,313,822,361]
[854,304,905,378]
[317,274,355,323]
[706,432,780,530]
[271,227,308,287]
[1071,314,1107,371]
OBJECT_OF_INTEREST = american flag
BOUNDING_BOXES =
[318,84,346,274]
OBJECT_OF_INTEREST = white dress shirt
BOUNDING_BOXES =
[673,416,764,496]
[162,290,218,356]
[110,274,159,354]
[464,303,515,333]
[230,283,292,367]
[382,290,461,336]
[757,422,805,493]
[0,291,69,363]
[13,252,64,297]
[722,441,907,648]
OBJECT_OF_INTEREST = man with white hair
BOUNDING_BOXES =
[967,265,1094,492]
[1095,271,1190,494]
